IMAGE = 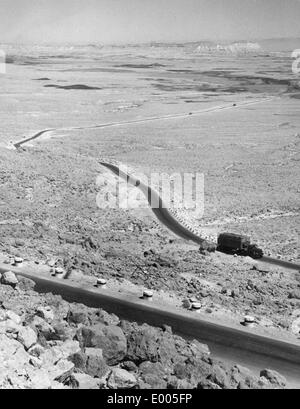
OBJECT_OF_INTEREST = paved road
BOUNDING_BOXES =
[13,98,273,149]
[101,162,300,272]
[261,256,300,271]
[100,162,206,244]
[1,263,300,387]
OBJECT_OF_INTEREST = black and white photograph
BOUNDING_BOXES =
[0,0,299,394]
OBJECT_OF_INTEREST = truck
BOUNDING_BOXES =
[217,232,263,259]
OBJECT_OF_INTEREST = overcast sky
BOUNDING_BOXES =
[0,0,300,44]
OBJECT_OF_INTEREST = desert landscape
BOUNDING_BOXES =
[0,37,299,390]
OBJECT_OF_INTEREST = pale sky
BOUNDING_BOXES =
[0,0,300,44]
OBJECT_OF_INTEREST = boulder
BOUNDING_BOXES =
[75,326,94,347]
[87,308,120,326]
[0,334,31,371]
[102,325,127,365]
[189,340,210,356]
[17,326,37,350]
[174,336,210,362]
[36,306,55,323]
[206,364,231,389]
[121,361,138,372]
[156,332,178,370]
[40,340,80,368]
[60,340,81,358]
[11,367,51,389]
[76,324,127,365]
[198,380,222,389]
[29,356,43,368]
[167,376,193,389]
[230,365,258,389]
[6,310,21,325]
[40,346,66,367]
[95,310,120,326]
[72,373,101,389]
[174,356,214,388]
[43,296,70,320]
[16,276,36,291]
[0,319,21,335]
[30,316,55,340]
[85,348,109,378]
[28,344,45,358]
[51,322,74,341]
[67,307,88,325]
[126,325,160,364]
[125,322,210,371]
[259,369,286,388]
[107,368,137,389]
[48,359,74,383]
[69,351,87,372]
[138,361,167,389]
[0,271,18,287]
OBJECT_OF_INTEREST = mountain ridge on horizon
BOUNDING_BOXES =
[1,36,300,47]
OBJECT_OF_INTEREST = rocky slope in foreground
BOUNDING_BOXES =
[0,270,287,389]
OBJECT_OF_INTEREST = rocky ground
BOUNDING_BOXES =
[0,145,300,338]
[0,270,288,389]
[0,50,299,389]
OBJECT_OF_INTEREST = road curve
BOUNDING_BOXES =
[100,161,300,271]
[100,162,207,245]
[14,129,54,149]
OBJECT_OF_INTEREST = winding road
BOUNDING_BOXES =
[100,161,207,245]
[4,97,300,386]
[100,161,300,271]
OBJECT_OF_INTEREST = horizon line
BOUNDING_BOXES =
[1,36,300,47]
